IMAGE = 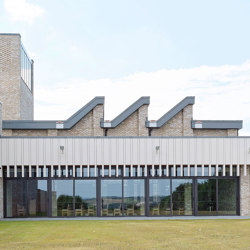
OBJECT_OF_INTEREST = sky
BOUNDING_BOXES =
[1,0,250,135]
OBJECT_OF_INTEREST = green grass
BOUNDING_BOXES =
[0,220,249,249]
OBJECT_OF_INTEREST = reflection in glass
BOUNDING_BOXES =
[124,180,145,216]
[27,180,47,216]
[172,179,193,215]
[197,166,202,176]
[149,179,171,216]
[218,179,237,215]
[197,179,216,215]
[101,180,122,216]
[75,180,96,216]
[52,180,73,216]
[6,180,26,217]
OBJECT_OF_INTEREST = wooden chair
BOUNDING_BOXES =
[126,205,134,216]
[75,204,84,216]
[17,204,25,217]
[88,205,95,216]
[152,204,160,215]
[113,205,121,216]
[102,205,109,216]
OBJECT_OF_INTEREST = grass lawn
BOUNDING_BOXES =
[0,220,249,249]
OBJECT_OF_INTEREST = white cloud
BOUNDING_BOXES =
[4,0,44,24]
[35,61,250,135]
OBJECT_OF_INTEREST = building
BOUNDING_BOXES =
[0,33,249,218]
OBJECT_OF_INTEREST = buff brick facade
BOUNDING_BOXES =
[0,34,33,121]
[240,167,250,216]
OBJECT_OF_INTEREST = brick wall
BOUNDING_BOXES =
[0,177,2,218]
[193,129,228,136]
[151,105,193,136]
[0,34,21,120]
[240,166,250,216]
[107,105,148,136]
[0,34,33,120]
[20,79,33,120]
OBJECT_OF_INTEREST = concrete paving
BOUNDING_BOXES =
[1,216,250,221]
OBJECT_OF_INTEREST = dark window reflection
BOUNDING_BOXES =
[197,179,216,215]
[218,179,237,215]
[6,180,26,217]
[149,179,171,216]
[27,180,47,217]
[101,180,122,216]
[124,180,145,216]
[75,180,96,216]
[172,179,193,215]
[52,180,73,216]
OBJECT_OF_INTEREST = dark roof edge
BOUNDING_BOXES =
[101,97,150,128]
[192,120,243,129]
[3,97,104,130]
[146,96,195,128]
[0,33,21,36]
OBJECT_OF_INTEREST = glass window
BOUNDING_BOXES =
[197,165,202,176]
[103,166,109,177]
[161,165,167,176]
[6,180,26,217]
[111,166,116,177]
[139,166,145,177]
[38,166,44,178]
[17,166,22,178]
[9,166,14,177]
[68,166,73,177]
[101,180,122,216]
[149,179,171,216]
[211,165,216,176]
[218,179,237,215]
[24,166,29,178]
[51,180,73,216]
[124,180,145,216]
[225,165,230,176]
[132,166,138,177]
[75,166,81,177]
[118,166,123,177]
[154,166,160,177]
[75,180,96,217]
[27,180,47,217]
[125,166,131,177]
[232,165,237,176]
[21,44,32,90]
[190,165,195,176]
[169,165,174,176]
[204,165,209,176]
[31,166,36,177]
[89,166,95,177]
[218,165,223,176]
[60,166,66,177]
[197,179,216,215]
[183,166,188,176]
[172,179,193,215]
[176,165,182,176]
[46,166,50,177]
[82,166,88,177]
[148,166,153,176]
[53,166,59,177]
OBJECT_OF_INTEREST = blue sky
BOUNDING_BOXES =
[1,0,250,134]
